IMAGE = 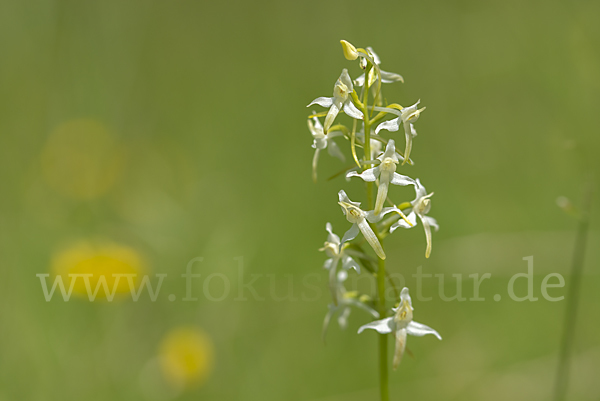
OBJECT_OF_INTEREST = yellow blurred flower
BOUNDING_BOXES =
[51,240,144,299]
[159,327,214,390]
[41,119,124,200]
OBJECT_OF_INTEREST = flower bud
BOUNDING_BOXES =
[340,40,359,60]
[360,56,368,70]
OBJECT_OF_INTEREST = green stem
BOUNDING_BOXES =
[553,180,593,401]
[363,75,374,210]
[361,60,389,401]
[362,61,375,205]
[377,245,389,401]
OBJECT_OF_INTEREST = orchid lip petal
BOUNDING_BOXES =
[374,175,390,215]
[357,219,385,259]
[393,328,407,370]
[325,222,341,246]
[339,68,354,92]
[324,100,342,132]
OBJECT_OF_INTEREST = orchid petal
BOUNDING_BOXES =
[375,117,401,135]
[407,320,442,340]
[338,190,361,208]
[346,166,380,182]
[358,317,394,334]
[401,101,420,122]
[391,172,416,186]
[381,70,404,83]
[312,135,327,149]
[343,101,364,120]
[341,255,360,273]
[327,139,346,162]
[380,139,397,161]
[366,206,400,224]
[307,96,333,108]
[423,216,439,232]
[390,211,418,232]
[339,69,354,92]
[325,222,341,245]
[340,223,360,247]
[414,178,428,199]
[400,287,413,309]
[312,115,324,131]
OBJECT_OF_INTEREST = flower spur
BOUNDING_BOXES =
[308,115,345,182]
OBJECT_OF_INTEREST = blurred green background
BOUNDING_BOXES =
[0,0,599,400]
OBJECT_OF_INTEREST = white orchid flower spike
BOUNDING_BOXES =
[375,100,425,164]
[308,115,345,182]
[308,69,364,132]
[337,190,399,260]
[346,139,416,215]
[390,179,439,258]
[320,222,361,305]
[358,287,441,369]
[322,270,379,342]
[355,47,404,88]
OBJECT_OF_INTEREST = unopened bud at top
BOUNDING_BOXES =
[340,40,359,60]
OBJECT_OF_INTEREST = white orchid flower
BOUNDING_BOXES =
[322,270,379,341]
[320,222,361,305]
[355,129,413,166]
[337,190,399,260]
[358,287,441,369]
[308,115,345,182]
[346,139,416,215]
[375,100,425,164]
[390,179,439,258]
[355,47,404,88]
[308,69,364,132]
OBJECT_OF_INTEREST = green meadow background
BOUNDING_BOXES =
[1,0,599,400]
